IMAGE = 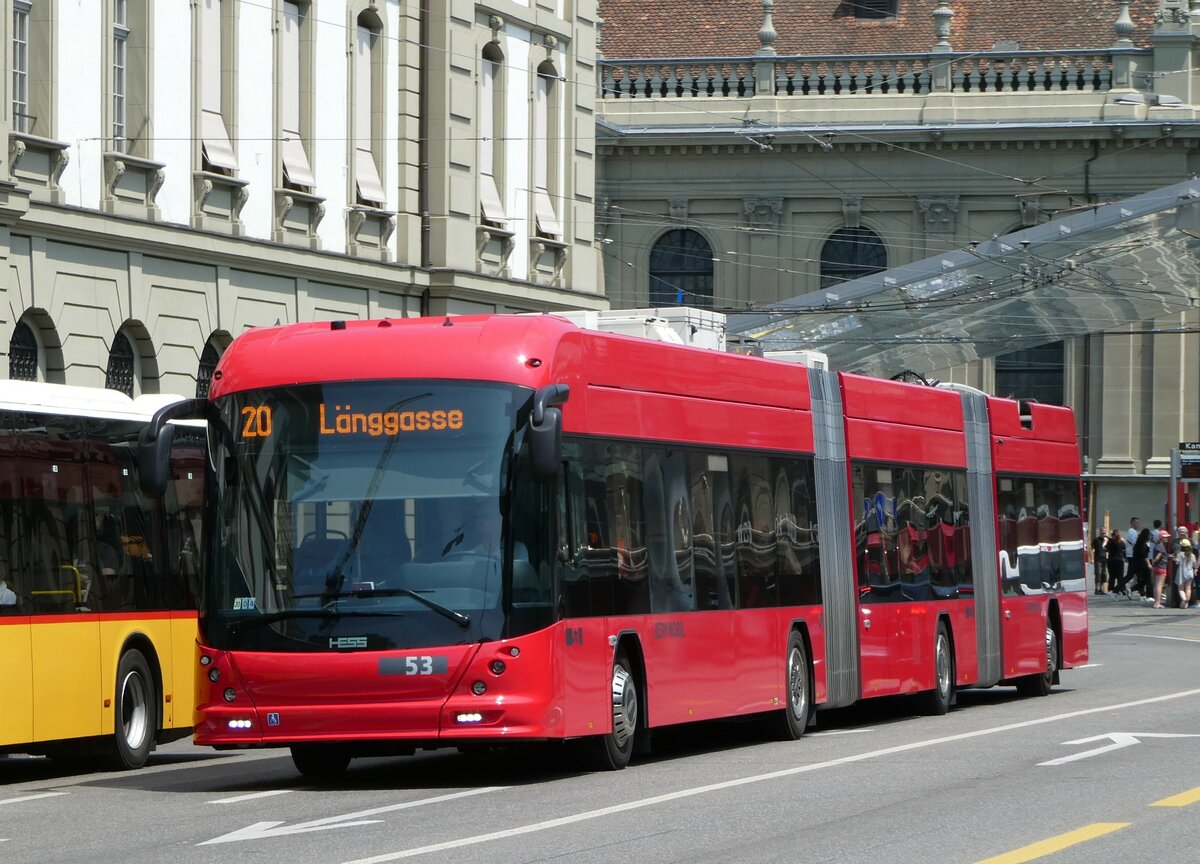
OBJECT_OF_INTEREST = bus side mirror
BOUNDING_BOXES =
[529,384,569,484]
[138,398,207,497]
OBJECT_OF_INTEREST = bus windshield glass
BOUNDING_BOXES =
[205,380,544,651]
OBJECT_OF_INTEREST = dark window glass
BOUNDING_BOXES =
[164,428,205,609]
[642,448,693,612]
[952,472,973,592]
[608,443,650,615]
[196,342,220,399]
[994,341,1064,406]
[560,440,822,618]
[688,451,735,610]
[924,468,958,597]
[105,332,135,397]
[649,229,714,308]
[0,412,17,613]
[14,412,87,614]
[206,381,539,651]
[731,454,777,608]
[84,417,157,612]
[855,463,898,601]
[820,227,886,289]
[776,457,822,606]
[9,321,39,381]
[996,474,1082,595]
[855,461,969,603]
[558,453,592,618]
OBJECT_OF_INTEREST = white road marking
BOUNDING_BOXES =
[1039,732,1200,766]
[809,728,875,736]
[0,792,68,806]
[1129,633,1200,644]
[200,787,505,845]
[1073,663,1103,669]
[209,790,294,805]
[340,687,1200,864]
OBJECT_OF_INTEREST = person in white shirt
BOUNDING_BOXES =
[1177,539,1197,609]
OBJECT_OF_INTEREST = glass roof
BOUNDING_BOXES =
[729,180,1200,376]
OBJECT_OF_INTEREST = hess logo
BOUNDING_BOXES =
[330,636,368,649]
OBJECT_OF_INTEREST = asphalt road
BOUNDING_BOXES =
[3,594,1199,864]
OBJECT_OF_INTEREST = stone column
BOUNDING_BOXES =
[1112,1,1139,91]
[1148,313,1191,473]
[755,0,778,96]
[931,1,955,92]
[1093,327,1141,474]
[1150,0,1200,105]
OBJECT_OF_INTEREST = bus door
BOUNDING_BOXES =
[997,478,1050,677]
[20,412,103,743]
[0,411,33,746]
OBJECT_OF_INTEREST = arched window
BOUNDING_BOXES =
[533,58,561,238]
[196,341,221,398]
[106,332,136,396]
[479,42,506,226]
[352,9,385,206]
[995,341,1064,406]
[649,229,714,308]
[9,321,39,381]
[820,227,886,288]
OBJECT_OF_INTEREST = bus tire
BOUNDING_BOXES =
[918,622,954,716]
[108,649,156,770]
[1016,626,1057,698]
[772,631,810,741]
[590,647,638,770]
[290,744,352,777]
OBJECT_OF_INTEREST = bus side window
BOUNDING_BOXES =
[17,411,85,613]
[556,452,590,619]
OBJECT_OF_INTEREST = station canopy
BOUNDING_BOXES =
[728,180,1200,376]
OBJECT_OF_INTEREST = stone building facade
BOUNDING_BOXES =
[596,0,1200,526]
[1,0,605,397]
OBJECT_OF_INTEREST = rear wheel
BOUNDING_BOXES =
[918,623,954,716]
[290,744,352,777]
[108,649,156,770]
[1016,626,1057,697]
[771,632,810,740]
[588,647,638,770]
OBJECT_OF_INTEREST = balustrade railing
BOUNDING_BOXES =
[599,49,1151,99]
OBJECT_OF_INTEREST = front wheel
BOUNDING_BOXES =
[1016,626,1057,697]
[108,649,156,770]
[918,622,954,716]
[587,647,639,770]
[771,632,810,740]
[290,744,352,777]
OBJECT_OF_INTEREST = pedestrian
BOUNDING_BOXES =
[1151,529,1170,608]
[1175,539,1196,609]
[1132,527,1152,600]
[1125,517,1141,595]
[1091,530,1108,595]
[1106,529,1128,595]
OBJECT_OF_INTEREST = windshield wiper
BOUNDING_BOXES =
[293,587,471,628]
[226,607,407,634]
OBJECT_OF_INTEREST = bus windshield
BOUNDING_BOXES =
[205,380,550,652]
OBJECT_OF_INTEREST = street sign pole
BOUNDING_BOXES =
[1171,448,1179,532]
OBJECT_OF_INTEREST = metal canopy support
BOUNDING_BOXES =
[729,180,1200,376]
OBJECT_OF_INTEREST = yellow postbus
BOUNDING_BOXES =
[0,381,203,768]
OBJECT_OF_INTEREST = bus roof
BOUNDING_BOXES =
[0,379,188,421]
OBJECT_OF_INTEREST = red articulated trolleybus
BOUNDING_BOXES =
[138,312,1087,776]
